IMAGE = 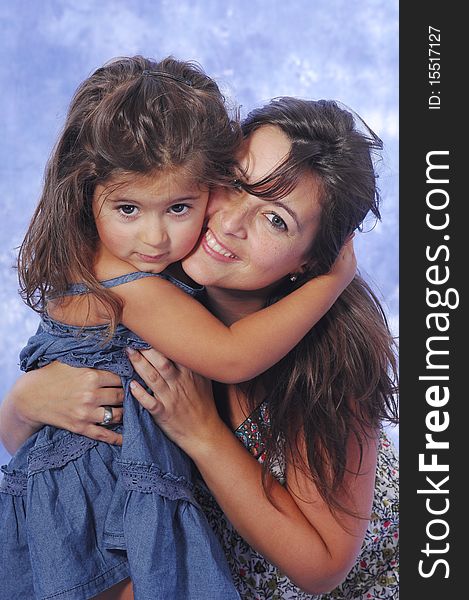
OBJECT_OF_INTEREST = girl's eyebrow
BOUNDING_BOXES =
[166,194,203,203]
[107,194,202,205]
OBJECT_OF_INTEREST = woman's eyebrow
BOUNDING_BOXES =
[272,200,301,229]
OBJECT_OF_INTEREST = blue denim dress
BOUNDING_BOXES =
[0,272,239,600]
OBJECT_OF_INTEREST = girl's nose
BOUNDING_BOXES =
[141,222,169,248]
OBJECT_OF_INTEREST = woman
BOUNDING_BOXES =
[0,98,398,599]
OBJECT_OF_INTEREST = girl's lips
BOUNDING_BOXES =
[201,229,240,262]
[136,252,168,263]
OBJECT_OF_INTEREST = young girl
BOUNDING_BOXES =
[0,57,354,600]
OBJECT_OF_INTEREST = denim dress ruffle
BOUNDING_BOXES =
[0,272,239,600]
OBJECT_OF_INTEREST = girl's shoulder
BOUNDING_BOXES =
[47,270,203,328]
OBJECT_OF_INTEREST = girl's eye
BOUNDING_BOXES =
[118,205,138,217]
[169,204,190,215]
[265,212,287,231]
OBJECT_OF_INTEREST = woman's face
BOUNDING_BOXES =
[182,126,322,292]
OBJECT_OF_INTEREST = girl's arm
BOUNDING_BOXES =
[128,349,377,595]
[0,364,123,453]
[118,241,356,383]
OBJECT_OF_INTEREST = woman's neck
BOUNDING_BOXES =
[205,286,272,428]
[204,286,269,326]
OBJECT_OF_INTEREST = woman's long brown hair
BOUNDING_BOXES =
[239,98,399,517]
[18,55,241,333]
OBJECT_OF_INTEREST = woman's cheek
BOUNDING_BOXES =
[253,238,292,274]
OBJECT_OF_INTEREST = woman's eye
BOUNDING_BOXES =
[118,205,138,216]
[169,204,190,215]
[265,212,287,231]
[231,179,244,194]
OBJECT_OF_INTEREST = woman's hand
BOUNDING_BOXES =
[0,362,124,453]
[127,347,222,455]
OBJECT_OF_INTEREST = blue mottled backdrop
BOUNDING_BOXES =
[0,0,398,464]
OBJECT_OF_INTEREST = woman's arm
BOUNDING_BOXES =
[118,240,356,384]
[0,363,124,454]
[128,349,377,595]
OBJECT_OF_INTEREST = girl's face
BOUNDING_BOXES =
[92,169,209,273]
[182,126,322,292]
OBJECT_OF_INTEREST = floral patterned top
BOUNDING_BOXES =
[195,401,399,599]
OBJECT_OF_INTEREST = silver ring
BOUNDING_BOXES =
[100,406,113,426]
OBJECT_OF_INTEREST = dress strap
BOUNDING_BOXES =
[62,271,203,297]
[63,272,162,296]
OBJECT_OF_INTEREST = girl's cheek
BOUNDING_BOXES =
[180,224,202,252]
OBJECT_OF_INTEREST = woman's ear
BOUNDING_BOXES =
[297,259,314,275]
[288,262,310,283]
[296,255,322,280]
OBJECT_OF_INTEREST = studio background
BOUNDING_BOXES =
[0,0,398,465]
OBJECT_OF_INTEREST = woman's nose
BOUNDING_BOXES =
[218,193,249,238]
[206,187,227,217]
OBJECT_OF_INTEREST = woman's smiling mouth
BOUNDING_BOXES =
[202,230,239,261]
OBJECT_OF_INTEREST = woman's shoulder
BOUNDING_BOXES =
[377,428,399,475]
[374,427,399,505]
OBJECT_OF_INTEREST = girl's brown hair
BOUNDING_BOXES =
[239,98,398,516]
[18,55,241,332]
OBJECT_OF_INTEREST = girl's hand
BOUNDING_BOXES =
[328,235,357,288]
[127,348,221,455]
[1,362,124,450]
